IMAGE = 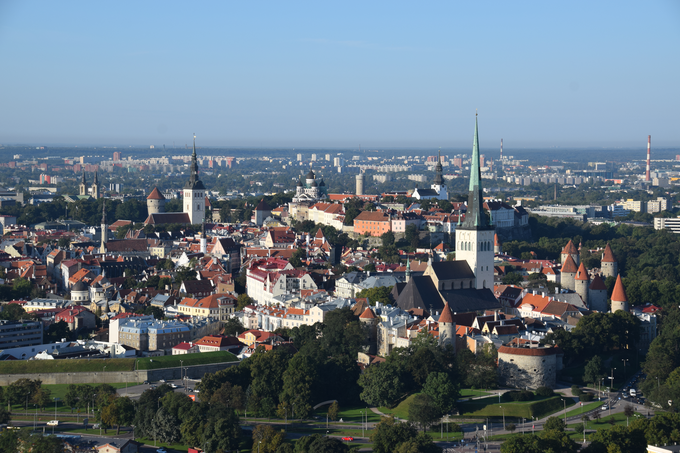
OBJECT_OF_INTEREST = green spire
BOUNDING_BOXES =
[461,112,490,230]
[469,113,481,192]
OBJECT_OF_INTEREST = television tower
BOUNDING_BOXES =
[645,135,651,182]
[500,139,503,161]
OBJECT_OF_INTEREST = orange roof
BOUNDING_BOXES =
[494,234,501,246]
[561,240,578,255]
[601,244,617,263]
[147,187,165,200]
[561,255,578,273]
[359,307,377,319]
[611,275,628,302]
[575,263,589,281]
[439,302,454,324]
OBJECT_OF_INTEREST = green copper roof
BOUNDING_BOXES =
[461,114,492,230]
[469,115,480,192]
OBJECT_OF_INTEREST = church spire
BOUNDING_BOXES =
[81,170,86,185]
[433,149,443,186]
[461,112,490,230]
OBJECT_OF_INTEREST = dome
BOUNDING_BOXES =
[318,179,325,187]
[296,179,303,187]
[311,180,318,187]
[72,280,88,292]
[305,170,315,180]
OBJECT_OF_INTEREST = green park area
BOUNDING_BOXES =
[0,357,135,374]
[136,351,238,370]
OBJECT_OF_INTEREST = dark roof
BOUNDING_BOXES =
[429,261,475,280]
[105,239,148,253]
[415,189,440,197]
[144,213,191,225]
[395,275,501,313]
[181,279,214,294]
[391,282,406,300]
[255,199,271,211]
[306,170,315,180]
[72,280,88,291]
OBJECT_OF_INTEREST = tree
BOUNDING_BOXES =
[381,231,395,248]
[506,423,516,432]
[280,352,316,419]
[223,317,246,336]
[370,417,421,453]
[501,272,523,285]
[583,355,606,385]
[328,401,339,421]
[356,286,393,306]
[359,362,405,407]
[252,424,284,453]
[203,410,241,453]
[543,416,565,432]
[237,293,254,311]
[151,406,181,444]
[289,248,306,268]
[500,435,542,453]
[0,407,10,424]
[101,396,135,434]
[408,393,440,431]
[320,307,365,357]
[405,225,420,249]
[176,266,197,283]
[422,372,459,415]
[0,303,27,320]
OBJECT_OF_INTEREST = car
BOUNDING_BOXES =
[143,380,149,384]
[159,379,166,383]
[157,449,168,453]
[93,423,100,429]
[601,405,608,410]
[46,420,59,426]
[170,384,178,389]
[342,437,354,442]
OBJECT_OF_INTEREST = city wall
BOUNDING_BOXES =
[0,361,239,386]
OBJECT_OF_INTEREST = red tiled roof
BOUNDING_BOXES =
[561,240,578,255]
[439,302,454,324]
[561,255,578,273]
[589,275,607,290]
[359,307,377,319]
[147,187,165,200]
[575,263,589,281]
[611,275,628,302]
[602,243,617,263]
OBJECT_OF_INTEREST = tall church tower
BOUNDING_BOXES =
[431,151,448,200]
[91,172,99,199]
[100,201,107,254]
[183,134,206,225]
[79,171,87,196]
[455,113,495,289]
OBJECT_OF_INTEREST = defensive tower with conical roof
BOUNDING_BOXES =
[494,233,502,254]
[183,134,206,225]
[455,113,495,290]
[561,255,578,291]
[574,262,590,305]
[611,274,629,313]
[147,187,166,215]
[561,240,580,266]
[588,274,608,312]
[601,243,618,279]
[438,301,456,352]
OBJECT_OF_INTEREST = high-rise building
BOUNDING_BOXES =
[297,154,303,161]
[113,151,122,161]
[325,154,331,161]
[311,154,317,161]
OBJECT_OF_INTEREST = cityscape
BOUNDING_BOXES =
[0,2,679,453]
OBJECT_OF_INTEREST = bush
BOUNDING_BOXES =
[579,393,594,402]
[505,423,516,432]
[504,390,534,402]
[571,385,583,397]
[536,386,554,397]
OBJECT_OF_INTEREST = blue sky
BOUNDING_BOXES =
[0,1,678,148]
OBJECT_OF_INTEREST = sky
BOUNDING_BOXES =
[0,1,679,149]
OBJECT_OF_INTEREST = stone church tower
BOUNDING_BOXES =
[455,113,494,290]
[183,135,206,225]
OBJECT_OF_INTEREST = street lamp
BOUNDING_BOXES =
[621,358,629,379]
[103,365,107,373]
[562,399,566,425]
[53,397,59,435]
[33,404,37,432]
[500,406,505,430]
[180,360,184,392]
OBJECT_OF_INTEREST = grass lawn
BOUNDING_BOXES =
[378,393,418,420]
[567,411,645,431]
[460,388,491,398]
[311,405,383,424]
[137,351,238,370]
[0,357,135,374]
[9,383,130,415]
[458,395,575,420]
[563,400,604,418]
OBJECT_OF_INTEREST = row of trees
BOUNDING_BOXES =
[199,308,365,421]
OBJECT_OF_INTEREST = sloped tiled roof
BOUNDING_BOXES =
[561,240,578,255]
[602,243,617,263]
[561,255,578,273]
[611,275,628,302]
[575,263,589,281]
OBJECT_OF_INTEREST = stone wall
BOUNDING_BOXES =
[0,361,239,386]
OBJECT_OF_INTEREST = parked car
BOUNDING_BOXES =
[157,449,168,453]
[46,420,59,426]
[143,380,149,384]
[159,379,166,383]
[170,384,178,389]
[342,437,354,442]
[601,405,608,410]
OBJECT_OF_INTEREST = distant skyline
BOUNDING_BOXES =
[1,1,679,148]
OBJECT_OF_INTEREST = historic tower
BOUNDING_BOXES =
[431,151,448,200]
[588,275,608,312]
[147,187,166,215]
[494,233,502,255]
[560,240,580,266]
[438,301,456,352]
[611,274,629,313]
[91,172,99,199]
[561,255,578,291]
[601,243,618,279]
[574,262,590,306]
[79,171,87,196]
[183,134,206,225]
[455,113,494,290]
[100,201,107,254]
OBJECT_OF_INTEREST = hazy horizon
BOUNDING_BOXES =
[1,1,678,147]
